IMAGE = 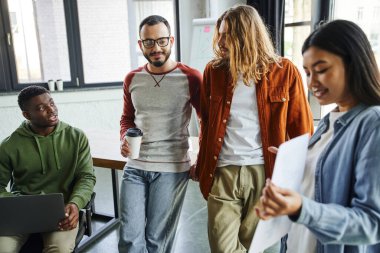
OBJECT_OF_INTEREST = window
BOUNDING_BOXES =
[357,7,364,20]
[0,0,176,92]
[7,0,70,83]
[374,6,380,17]
[77,0,131,84]
[332,0,380,71]
[323,0,380,117]
[284,0,315,118]
[284,0,311,90]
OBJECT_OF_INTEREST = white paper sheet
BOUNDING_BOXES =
[249,133,309,253]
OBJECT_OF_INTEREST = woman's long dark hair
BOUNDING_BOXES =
[302,20,380,105]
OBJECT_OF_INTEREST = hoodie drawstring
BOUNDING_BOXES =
[52,135,61,170]
[34,136,46,174]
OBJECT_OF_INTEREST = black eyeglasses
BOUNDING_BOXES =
[141,37,170,49]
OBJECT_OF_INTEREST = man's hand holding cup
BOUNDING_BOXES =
[121,128,143,159]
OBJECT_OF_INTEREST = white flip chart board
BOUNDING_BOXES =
[189,18,217,73]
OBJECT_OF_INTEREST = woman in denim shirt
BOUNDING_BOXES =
[256,20,380,253]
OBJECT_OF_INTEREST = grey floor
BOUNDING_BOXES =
[80,167,210,253]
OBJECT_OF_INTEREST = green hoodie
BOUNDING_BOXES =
[0,121,96,209]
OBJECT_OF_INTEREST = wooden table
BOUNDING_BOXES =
[88,130,126,170]
[77,130,126,251]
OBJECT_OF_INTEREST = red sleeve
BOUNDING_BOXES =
[194,62,212,178]
[119,70,139,140]
[178,63,202,118]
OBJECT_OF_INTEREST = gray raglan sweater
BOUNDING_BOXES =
[120,63,201,172]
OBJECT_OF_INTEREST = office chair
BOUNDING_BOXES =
[19,192,96,253]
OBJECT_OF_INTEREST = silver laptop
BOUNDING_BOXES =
[0,193,66,236]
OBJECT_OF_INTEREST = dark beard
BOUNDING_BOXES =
[151,61,164,67]
[144,49,171,68]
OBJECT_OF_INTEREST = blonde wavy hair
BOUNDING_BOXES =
[212,5,281,87]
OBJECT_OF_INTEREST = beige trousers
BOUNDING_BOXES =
[208,164,275,253]
[0,226,78,253]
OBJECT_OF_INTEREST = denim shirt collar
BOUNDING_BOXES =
[309,103,367,147]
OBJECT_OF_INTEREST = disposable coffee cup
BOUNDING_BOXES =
[125,128,143,159]
[47,80,55,91]
[56,79,63,91]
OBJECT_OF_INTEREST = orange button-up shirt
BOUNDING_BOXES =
[196,58,314,199]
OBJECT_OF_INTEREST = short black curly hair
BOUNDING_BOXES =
[18,85,49,111]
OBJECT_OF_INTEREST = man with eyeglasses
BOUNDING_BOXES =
[119,15,202,253]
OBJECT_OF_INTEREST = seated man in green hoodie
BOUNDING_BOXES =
[0,85,96,253]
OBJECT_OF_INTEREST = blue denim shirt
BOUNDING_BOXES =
[283,104,380,253]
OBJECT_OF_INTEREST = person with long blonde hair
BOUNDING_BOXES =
[190,5,314,253]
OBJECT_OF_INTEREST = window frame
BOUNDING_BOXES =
[283,0,333,123]
[0,0,179,93]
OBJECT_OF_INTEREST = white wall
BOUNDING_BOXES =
[0,88,123,141]
[209,0,246,18]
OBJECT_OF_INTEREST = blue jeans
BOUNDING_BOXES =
[118,167,189,253]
